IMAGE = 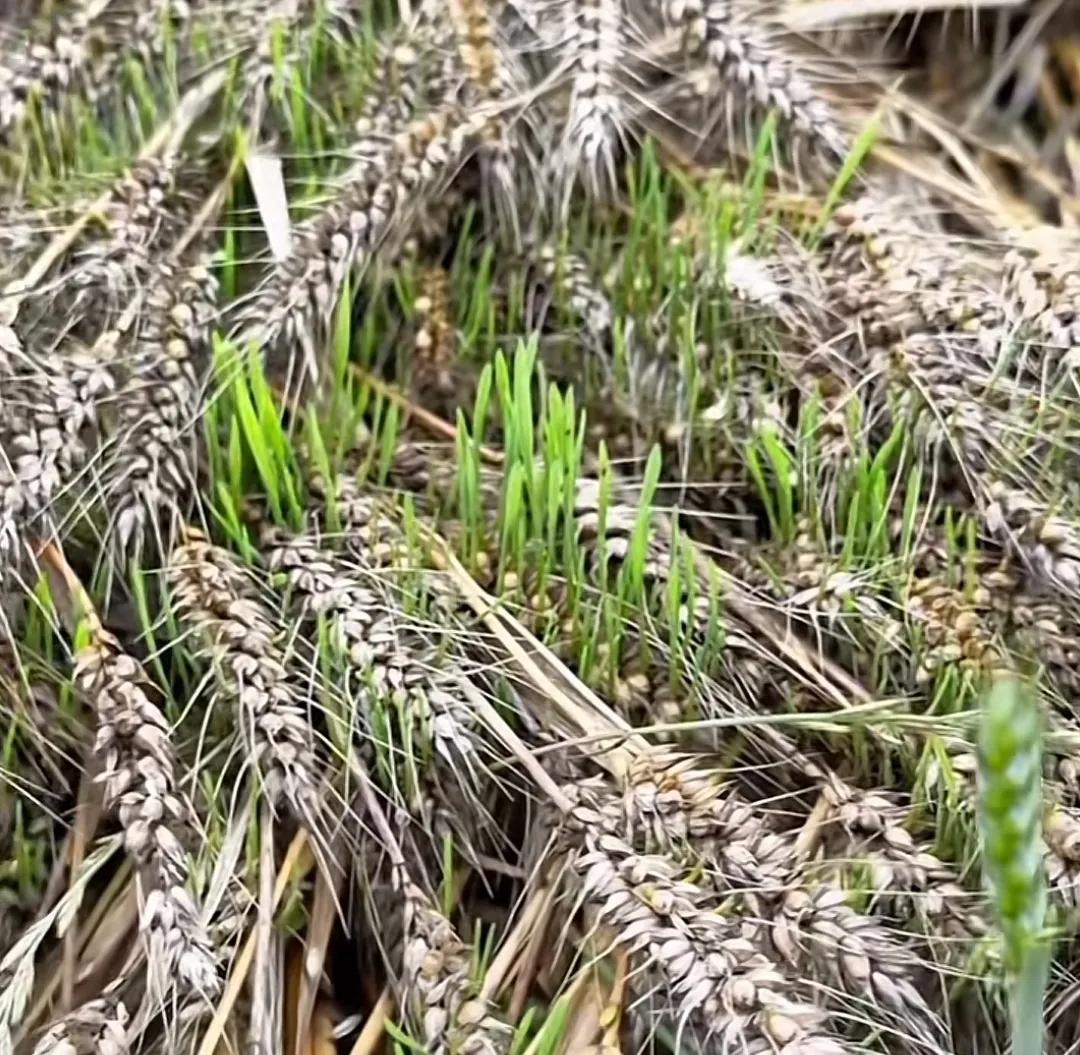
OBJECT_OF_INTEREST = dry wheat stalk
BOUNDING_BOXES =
[75,627,218,997]
[167,531,322,829]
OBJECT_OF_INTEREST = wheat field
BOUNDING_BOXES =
[1,2,1080,1054]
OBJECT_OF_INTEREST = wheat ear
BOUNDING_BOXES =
[167,531,323,830]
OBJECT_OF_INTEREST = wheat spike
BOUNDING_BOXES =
[552,0,629,203]
[411,266,461,406]
[167,531,323,829]
[1043,801,1080,907]
[984,483,1080,600]
[76,627,218,997]
[1002,248,1080,380]
[815,782,988,946]
[57,159,199,329]
[233,106,488,378]
[0,155,213,574]
[262,527,484,779]
[0,0,182,141]
[397,877,511,1055]
[0,332,115,575]
[106,252,219,557]
[568,761,942,1045]
[1008,583,1080,700]
[562,796,855,1053]
[521,242,613,352]
[660,0,848,163]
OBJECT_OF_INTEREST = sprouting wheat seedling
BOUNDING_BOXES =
[977,678,1051,1055]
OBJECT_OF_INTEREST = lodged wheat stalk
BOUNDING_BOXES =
[75,627,218,997]
[167,530,322,829]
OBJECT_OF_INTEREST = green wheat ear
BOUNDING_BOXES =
[977,678,1050,1055]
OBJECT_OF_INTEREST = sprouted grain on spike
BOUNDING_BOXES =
[6,5,1080,1055]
